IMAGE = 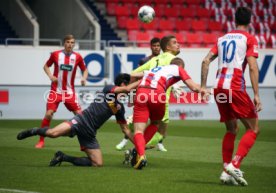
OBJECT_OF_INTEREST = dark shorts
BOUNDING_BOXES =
[68,119,100,151]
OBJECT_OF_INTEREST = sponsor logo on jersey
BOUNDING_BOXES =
[60,64,73,71]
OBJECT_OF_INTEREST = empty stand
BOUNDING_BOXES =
[101,0,276,48]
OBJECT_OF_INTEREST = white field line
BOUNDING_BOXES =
[0,188,40,193]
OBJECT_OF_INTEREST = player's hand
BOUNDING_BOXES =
[50,76,58,83]
[171,83,183,98]
[81,78,86,86]
[254,95,262,112]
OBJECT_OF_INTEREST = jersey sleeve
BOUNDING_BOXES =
[115,104,127,124]
[78,54,87,71]
[246,35,259,58]
[46,52,55,67]
[102,85,117,94]
[179,67,191,81]
[210,40,218,55]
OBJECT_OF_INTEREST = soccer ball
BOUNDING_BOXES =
[138,5,155,23]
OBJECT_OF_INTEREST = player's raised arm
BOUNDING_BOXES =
[113,80,140,94]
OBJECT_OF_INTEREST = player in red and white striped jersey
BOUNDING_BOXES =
[131,58,201,169]
[201,7,262,186]
[35,34,88,148]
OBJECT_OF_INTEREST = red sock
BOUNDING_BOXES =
[144,124,158,144]
[222,132,236,166]
[134,133,145,156]
[39,118,50,142]
[232,129,257,168]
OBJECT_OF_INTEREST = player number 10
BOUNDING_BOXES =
[221,40,236,63]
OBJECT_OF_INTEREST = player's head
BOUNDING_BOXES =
[150,37,161,56]
[160,35,180,56]
[235,7,252,26]
[63,34,75,53]
[115,73,130,86]
[170,57,185,68]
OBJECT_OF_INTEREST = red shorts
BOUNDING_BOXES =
[214,89,258,122]
[133,88,166,123]
[46,90,81,112]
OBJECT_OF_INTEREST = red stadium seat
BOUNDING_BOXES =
[153,31,166,39]
[202,33,218,47]
[196,8,210,18]
[175,18,192,31]
[208,20,223,31]
[115,5,131,16]
[165,7,179,18]
[117,16,127,29]
[185,32,203,47]
[127,30,139,41]
[191,20,207,31]
[140,19,159,30]
[175,32,185,44]
[179,8,196,18]
[136,31,151,42]
[126,18,140,30]
[159,19,175,30]
[106,3,116,15]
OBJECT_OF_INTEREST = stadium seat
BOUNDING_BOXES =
[140,19,159,30]
[127,30,139,41]
[175,18,192,31]
[208,20,223,31]
[179,8,196,18]
[115,5,131,16]
[196,8,211,18]
[159,19,175,30]
[106,3,116,15]
[136,31,151,42]
[191,20,208,31]
[126,18,140,30]
[117,16,127,29]
[185,32,203,47]
[202,33,218,47]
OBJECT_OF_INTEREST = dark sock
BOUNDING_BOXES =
[159,139,163,143]
[63,155,92,166]
[32,127,48,136]
[124,135,129,140]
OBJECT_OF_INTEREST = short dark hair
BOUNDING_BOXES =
[235,7,252,26]
[63,34,75,43]
[170,57,185,68]
[114,73,130,86]
[150,37,160,45]
[160,35,175,52]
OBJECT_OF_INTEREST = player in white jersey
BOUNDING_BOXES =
[130,58,201,169]
[200,7,262,186]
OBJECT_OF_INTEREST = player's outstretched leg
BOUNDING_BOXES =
[17,127,46,140]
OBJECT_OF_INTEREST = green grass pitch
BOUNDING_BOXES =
[0,120,275,193]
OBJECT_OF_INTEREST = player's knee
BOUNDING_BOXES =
[47,129,59,138]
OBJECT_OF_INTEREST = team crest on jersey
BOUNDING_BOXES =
[70,58,76,64]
